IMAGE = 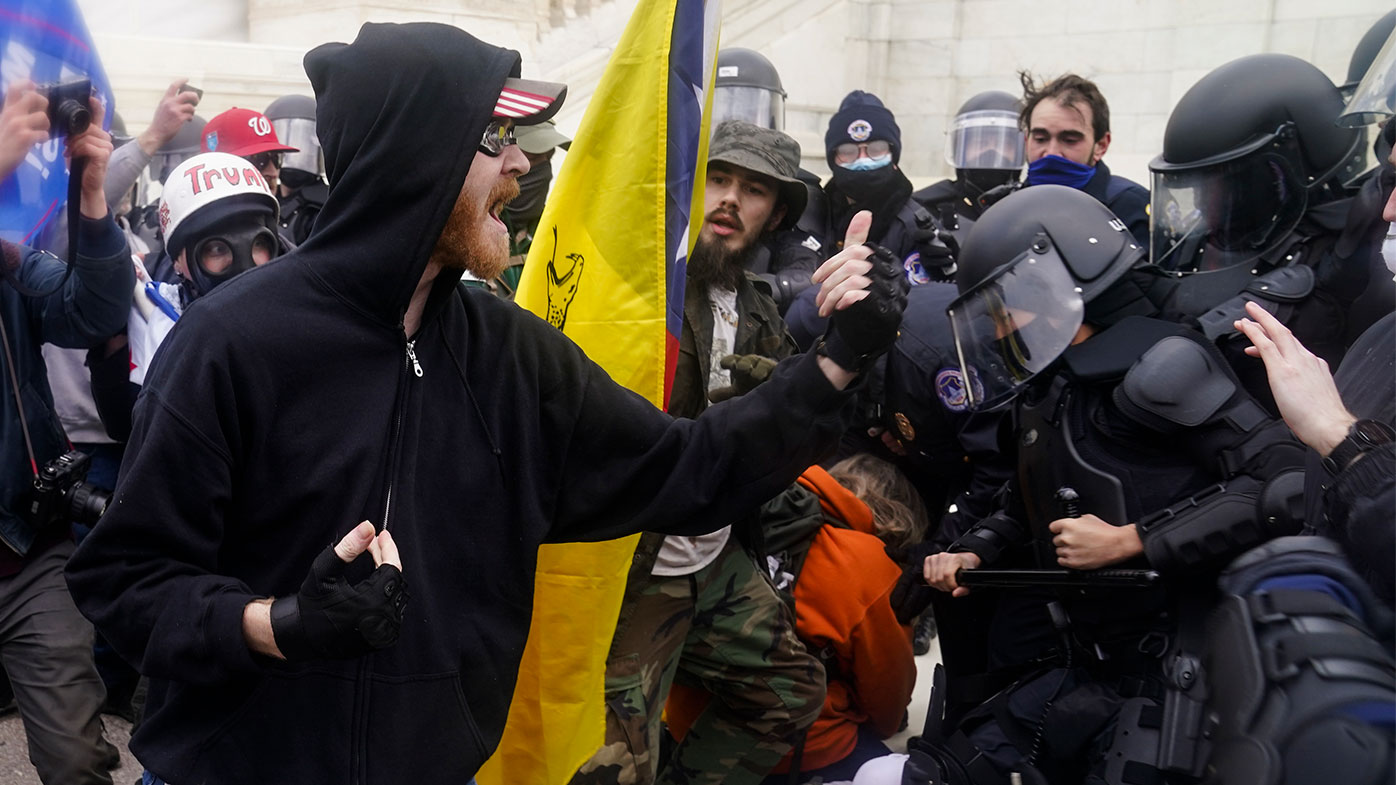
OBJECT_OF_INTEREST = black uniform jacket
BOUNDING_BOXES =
[65,22,854,785]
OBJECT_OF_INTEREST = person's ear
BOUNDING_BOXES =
[173,248,190,280]
[1091,131,1111,165]
[766,204,788,233]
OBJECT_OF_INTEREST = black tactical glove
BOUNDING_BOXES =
[269,545,410,661]
[708,353,779,403]
[816,243,909,374]
[911,226,959,283]
[888,540,938,625]
[890,562,936,625]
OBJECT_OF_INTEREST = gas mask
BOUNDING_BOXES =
[183,215,278,297]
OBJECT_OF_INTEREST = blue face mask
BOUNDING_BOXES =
[841,153,893,172]
[1025,154,1097,189]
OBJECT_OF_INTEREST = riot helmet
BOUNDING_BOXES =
[109,110,131,147]
[149,115,206,188]
[1149,54,1361,273]
[264,94,323,189]
[713,48,786,131]
[944,90,1024,195]
[160,152,281,297]
[948,185,1141,409]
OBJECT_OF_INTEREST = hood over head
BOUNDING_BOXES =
[298,22,520,329]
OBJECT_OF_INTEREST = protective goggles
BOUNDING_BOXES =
[479,121,518,157]
[833,139,892,165]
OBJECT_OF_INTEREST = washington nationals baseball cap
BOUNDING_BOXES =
[202,107,299,157]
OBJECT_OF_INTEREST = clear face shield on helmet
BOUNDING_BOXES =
[945,109,1026,171]
[1339,27,1396,128]
[947,242,1085,411]
[1150,125,1309,273]
[271,117,323,182]
[711,86,785,132]
[148,149,197,191]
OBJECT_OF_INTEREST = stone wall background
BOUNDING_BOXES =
[76,0,1392,187]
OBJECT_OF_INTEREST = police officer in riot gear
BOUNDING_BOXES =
[711,47,827,313]
[1149,53,1378,408]
[913,90,1025,241]
[909,185,1305,785]
[264,94,327,245]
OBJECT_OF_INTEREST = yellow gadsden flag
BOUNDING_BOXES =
[475,0,721,782]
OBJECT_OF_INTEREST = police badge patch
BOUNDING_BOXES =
[903,251,930,286]
[935,368,970,411]
[848,119,872,142]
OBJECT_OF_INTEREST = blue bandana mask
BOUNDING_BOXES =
[1025,154,1096,189]
[840,153,893,172]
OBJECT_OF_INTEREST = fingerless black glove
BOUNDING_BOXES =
[269,545,410,661]
[817,243,909,374]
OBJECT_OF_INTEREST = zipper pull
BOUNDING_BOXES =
[405,340,423,377]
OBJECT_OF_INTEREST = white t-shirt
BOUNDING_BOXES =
[652,286,740,577]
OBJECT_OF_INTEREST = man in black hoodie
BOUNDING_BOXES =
[65,22,906,785]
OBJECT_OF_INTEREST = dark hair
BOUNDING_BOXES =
[827,454,929,553]
[1018,71,1110,143]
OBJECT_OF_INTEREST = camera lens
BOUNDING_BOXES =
[57,98,91,137]
[67,483,110,525]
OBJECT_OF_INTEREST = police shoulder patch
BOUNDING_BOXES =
[936,368,970,411]
[903,251,930,286]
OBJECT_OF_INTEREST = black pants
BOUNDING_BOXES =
[0,540,113,784]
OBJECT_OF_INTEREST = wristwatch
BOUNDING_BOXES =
[1321,419,1396,475]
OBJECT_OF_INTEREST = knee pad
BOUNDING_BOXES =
[1203,537,1396,785]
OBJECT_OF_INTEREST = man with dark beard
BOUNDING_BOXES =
[569,120,833,785]
[64,23,908,785]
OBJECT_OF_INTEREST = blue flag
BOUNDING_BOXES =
[0,0,113,243]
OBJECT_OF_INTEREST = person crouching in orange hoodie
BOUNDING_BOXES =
[666,456,926,783]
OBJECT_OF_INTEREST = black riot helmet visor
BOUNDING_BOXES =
[947,239,1084,410]
[1150,123,1308,272]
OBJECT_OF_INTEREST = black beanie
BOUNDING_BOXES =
[825,90,901,168]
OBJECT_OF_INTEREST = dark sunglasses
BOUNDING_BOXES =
[478,121,518,157]
[247,152,284,170]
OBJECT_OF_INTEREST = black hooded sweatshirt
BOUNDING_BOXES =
[66,23,854,785]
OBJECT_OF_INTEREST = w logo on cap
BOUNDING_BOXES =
[247,115,272,137]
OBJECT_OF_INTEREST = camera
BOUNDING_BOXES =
[28,450,110,529]
[37,79,92,139]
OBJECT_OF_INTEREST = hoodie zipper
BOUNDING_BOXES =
[354,330,420,783]
[382,336,421,533]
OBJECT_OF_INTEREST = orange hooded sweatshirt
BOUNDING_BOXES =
[665,466,916,774]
